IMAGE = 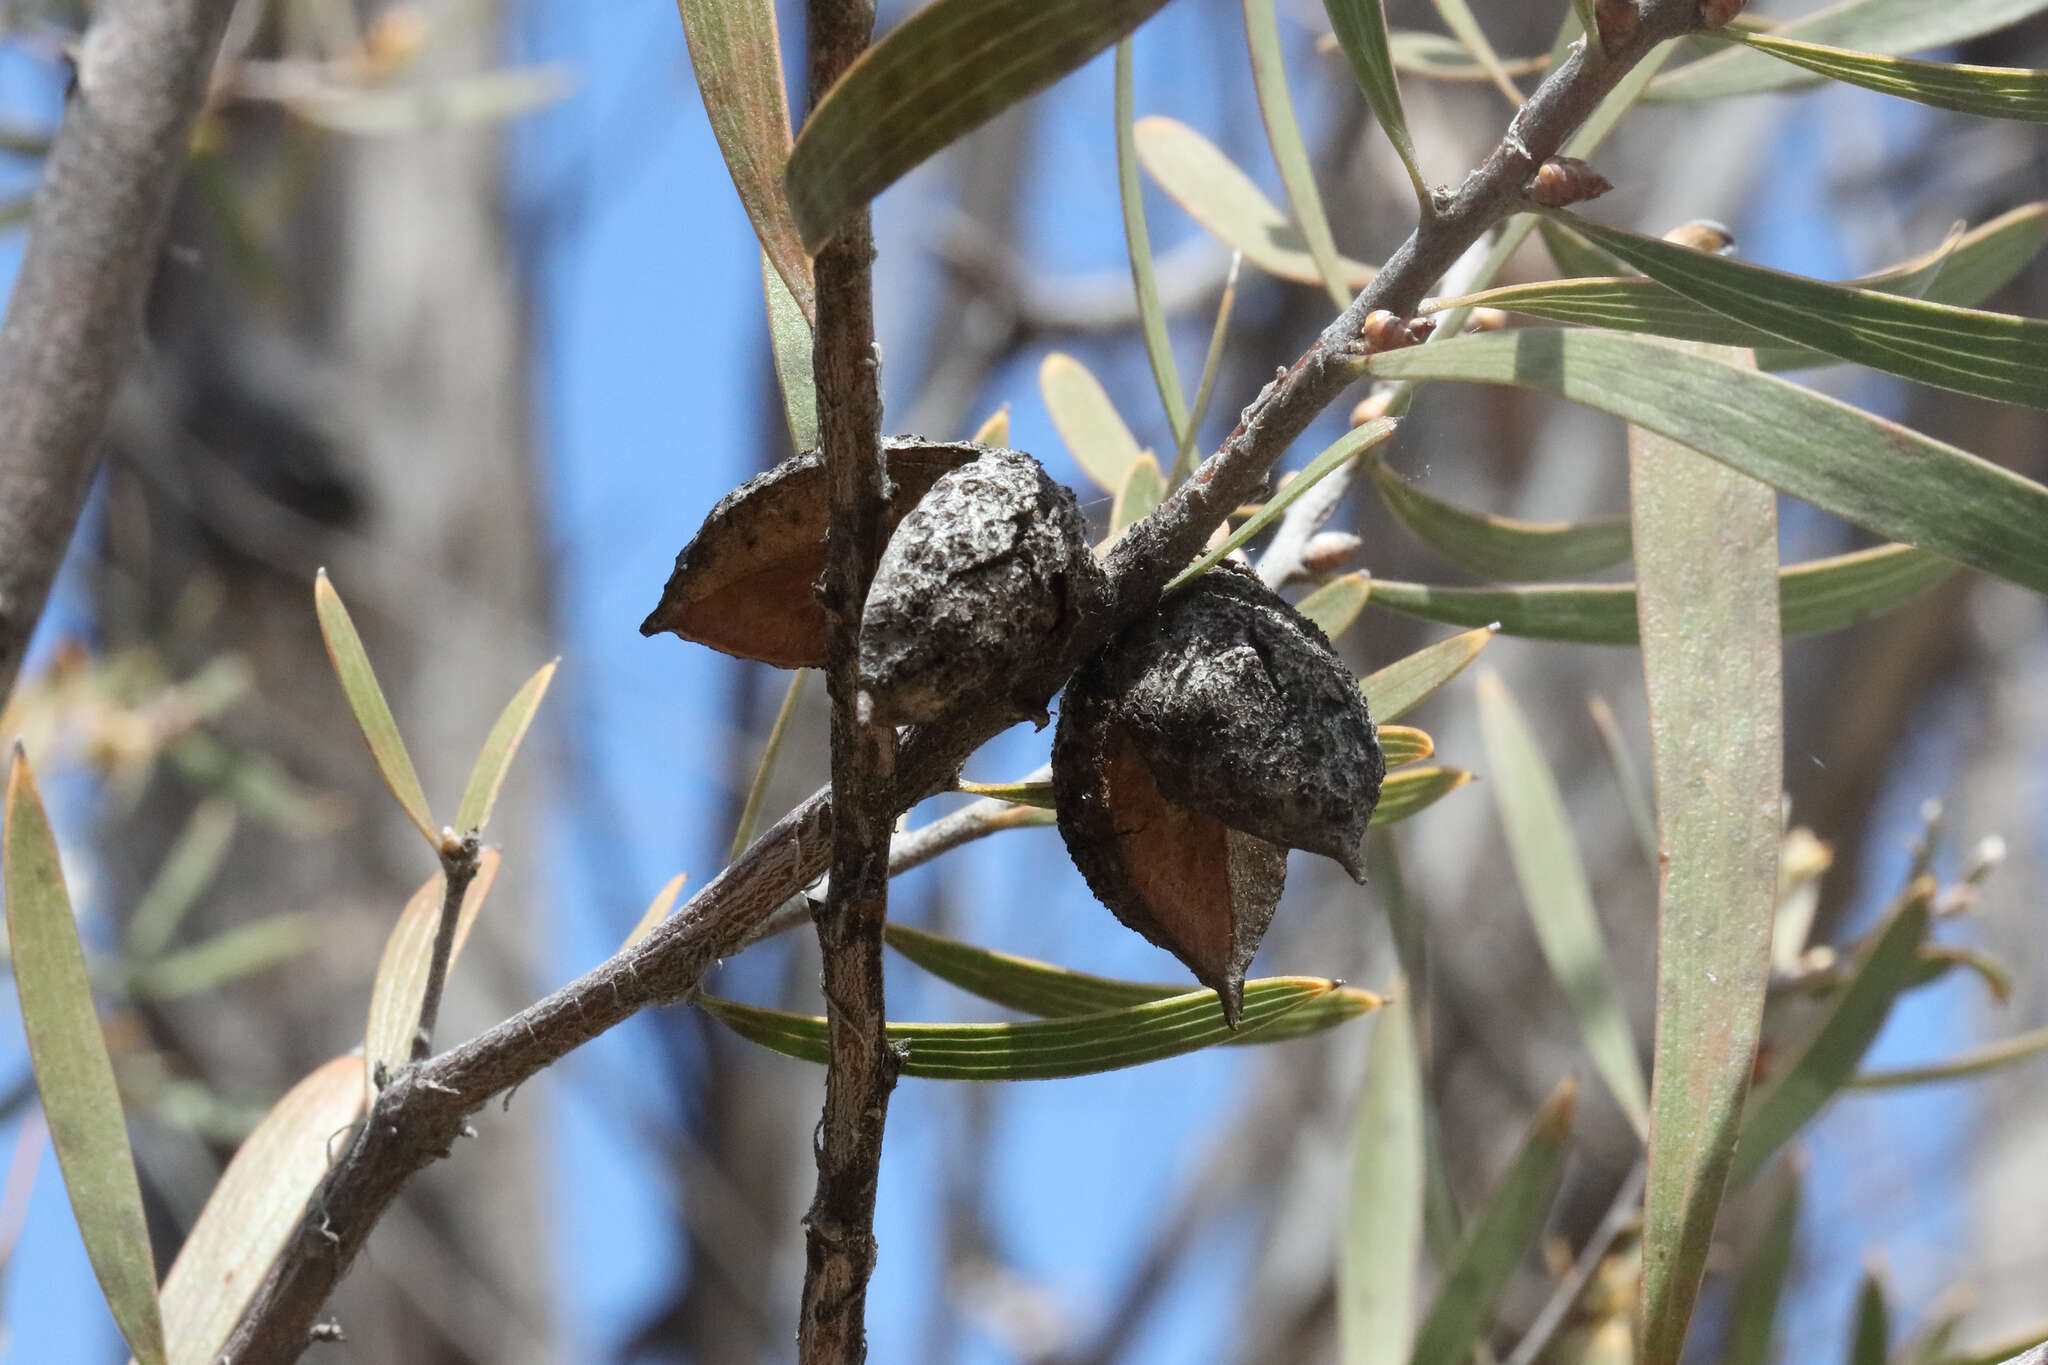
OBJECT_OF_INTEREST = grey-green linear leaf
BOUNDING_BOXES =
[1134,116,1378,288]
[1343,986,1425,1365]
[1042,351,1145,496]
[1361,625,1496,722]
[314,570,435,844]
[1377,726,1433,768]
[677,0,811,315]
[1559,214,2048,408]
[1648,0,2048,103]
[762,250,819,450]
[1722,1161,1802,1365]
[1116,39,1188,447]
[1848,1023,2048,1089]
[1371,457,1632,581]
[1409,1079,1576,1365]
[1366,331,2048,598]
[1366,543,1953,644]
[1370,766,1472,827]
[1724,29,2048,122]
[5,752,166,1365]
[1383,30,1548,83]
[697,976,1335,1079]
[1849,1268,1892,1365]
[1427,0,1522,102]
[1245,0,1351,306]
[454,659,556,833]
[1325,0,1426,195]
[1297,572,1371,641]
[1476,673,1648,1135]
[882,922,1380,1044]
[1730,890,1931,1187]
[785,0,1175,251]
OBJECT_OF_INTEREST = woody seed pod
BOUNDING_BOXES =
[1594,0,1639,50]
[1363,310,1435,353]
[1053,564,1385,1024]
[859,447,1101,726]
[641,437,982,668]
[1699,0,1745,28]
[1527,157,1613,209]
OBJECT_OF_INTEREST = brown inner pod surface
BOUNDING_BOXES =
[639,437,986,667]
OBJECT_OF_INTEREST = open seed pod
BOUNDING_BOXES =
[859,447,1102,726]
[640,437,984,667]
[1053,563,1385,1024]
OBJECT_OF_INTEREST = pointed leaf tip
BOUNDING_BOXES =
[313,571,436,844]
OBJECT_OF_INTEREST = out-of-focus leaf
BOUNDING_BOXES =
[1587,696,1658,866]
[1041,352,1146,495]
[621,873,690,952]
[454,659,556,834]
[954,778,1056,810]
[1539,217,1627,279]
[1367,331,2048,597]
[313,570,435,844]
[1361,625,1496,722]
[1377,726,1433,768]
[1849,1268,1891,1365]
[1648,0,2048,102]
[785,0,1175,249]
[678,0,811,315]
[1721,29,2048,120]
[1134,116,1378,287]
[1175,250,1243,482]
[1476,673,1649,1135]
[1558,215,2048,408]
[1409,1079,1576,1365]
[698,976,1337,1079]
[1731,889,1933,1186]
[1245,0,1351,306]
[762,252,818,449]
[729,670,809,862]
[1945,1320,2048,1365]
[1297,572,1371,641]
[362,851,503,1102]
[124,799,237,959]
[125,914,323,1002]
[1343,986,1424,1365]
[1371,457,1632,581]
[280,66,573,135]
[1911,942,2014,1001]
[972,405,1010,447]
[1171,418,1399,589]
[1382,30,1547,82]
[1367,544,1951,643]
[1722,1161,1802,1365]
[882,923,1379,1043]
[4,752,166,1365]
[1631,345,1782,1365]
[1849,1023,2048,1089]
[1115,40,1188,446]
[1428,0,1522,102]
[1324,0,1426,195]
[1111,453,1167,536]
[1370,766,1472,828]
[157,1055,366,1365]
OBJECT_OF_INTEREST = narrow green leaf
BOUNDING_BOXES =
[1370,766,1472,827]
[158,1055,367,1365]
[1409,1079,1577,1365]
[1722,29,2048,121]
[1722,1161,1802,1365]
[1169,417,1399,590]
[1587,696,1658,867]
[1296,571,1371,641]
[1848,1023,2048,1089]
[1731,890,1933,1186]
[954,778,1057,810]
[1115,39,1188,447]
[1371,457,1632,581]
[1041,352,1145,495]
[1384,31,1549,82]
[124,913,323,1002]
[1366,544,1953,644]
[124,799,237,959]
[1324,0,1427,196]
[1111,453,1167,535]
[1944,1320,2048,1365]
[1568,0,1601,57]
[1428,0,1523,102]
[1175,250,1243,483]
[1377,726,1433,768]
[1476,673,1649,1135]
[1632,345,1783,1365]
[762,251,819,450]
[1134,116,1378,288]
[1559,214,2048,408]
[971,405,1011,447]
[622,872,690,952]
[1244,0,1351,306]
[4,752,166,1365]
[313,570,436,844]
[1648,0,2048,103]
[1849,1269,1891,1365]
[678,0,810,312]
[1361,625,1496,722]
[454,659,556,834]
[729,669,809,862]
[1342,987,1425,1365]
[785,0,1175,250]
[698,976,1337,1079]
[362,851,502,1102]
[882,922,1379,1043]
[1366,331,2048,598]
[1539,217,1628,279]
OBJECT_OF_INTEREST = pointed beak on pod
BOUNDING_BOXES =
[1053,564,1386,1026]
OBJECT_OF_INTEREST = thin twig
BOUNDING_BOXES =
[410,833,483,1062]
[220,8,1713,1356]
[1501,1160,1646,1365]
[0,0,239,699]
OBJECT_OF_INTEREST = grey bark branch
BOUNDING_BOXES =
[0,0,238,700]
[221,6,1711,1356]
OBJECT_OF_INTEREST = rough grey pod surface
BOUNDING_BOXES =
[1107,563,1385,879]
[858,447,1101,726]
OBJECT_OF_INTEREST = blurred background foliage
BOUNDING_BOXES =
[0,0,2045,1362]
